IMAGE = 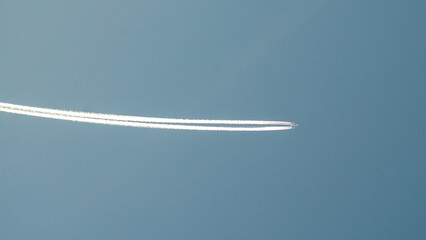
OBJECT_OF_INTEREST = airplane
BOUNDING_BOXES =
[291,121,298,129]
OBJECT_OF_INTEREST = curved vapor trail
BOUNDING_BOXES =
[0,102,293,131]
[0,102,291,126]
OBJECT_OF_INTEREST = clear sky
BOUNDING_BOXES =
[0,0,425,239]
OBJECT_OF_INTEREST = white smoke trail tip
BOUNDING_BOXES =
[0,102,291,126]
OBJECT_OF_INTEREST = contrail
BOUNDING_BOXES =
[0,102,291,125]
[0,101,295,131]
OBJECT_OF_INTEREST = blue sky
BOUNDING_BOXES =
[1,1,425,239]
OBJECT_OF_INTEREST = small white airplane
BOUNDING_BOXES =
[291,121,298,129]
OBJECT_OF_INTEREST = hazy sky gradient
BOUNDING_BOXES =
[1,1,425,239]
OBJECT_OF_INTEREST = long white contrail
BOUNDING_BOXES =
[0,102,294,131]
[0,102,291,125]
